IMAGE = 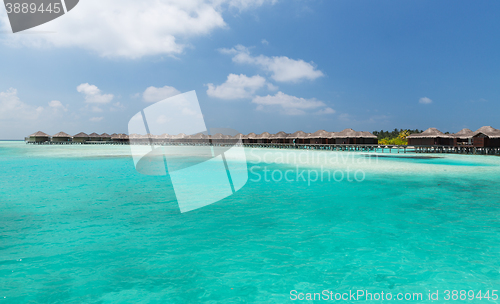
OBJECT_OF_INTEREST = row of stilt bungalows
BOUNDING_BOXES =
[407,126,500,147]
[26,129,378,145]
[240,129,377,144]
[26,132,130,144]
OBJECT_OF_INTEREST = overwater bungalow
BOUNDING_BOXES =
[233,133,245,142]
[452,128,474,146]
[88,132,101,141]
[52,132,71,143]
[28,131,50,143]
[171,133,186,143]
[100,133,112,142]
[331,129,378,144]
[190,132,209,144]
[286,131,308,144]
[211,133,230,144]
[307,130,333,144]
[269,131,289,144]
[472,126,500,147]
[111,133,129,143]
[358,131,378,144]
[73,132,90,143]
[149,134,162,144]
[406,128,454,146]
[129,133,140,140]
[243,133,258,144]
[255,132,271,144]
[163,133,174,144]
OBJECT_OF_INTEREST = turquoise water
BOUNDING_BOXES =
[1,141,500,303]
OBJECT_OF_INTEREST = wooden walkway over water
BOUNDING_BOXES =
[25,141,500,155]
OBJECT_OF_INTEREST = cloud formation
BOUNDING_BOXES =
[419,97,432,104]
[0,88,43,120]
[0,88,74,139]
[0,0,276,59]
[221,45,324,82]
[89,117,104,122]
[143,86,181,103]
[252,91,333,115]
[77,83,114,104]
[206,74,267,99]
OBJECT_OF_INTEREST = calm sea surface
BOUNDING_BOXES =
[1,141,499,303]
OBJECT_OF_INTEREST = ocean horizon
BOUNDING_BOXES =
[1,141,499,303]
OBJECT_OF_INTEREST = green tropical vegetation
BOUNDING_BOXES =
[372,128,422,145]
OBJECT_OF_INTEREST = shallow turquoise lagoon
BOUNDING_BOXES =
[1,141,499,303]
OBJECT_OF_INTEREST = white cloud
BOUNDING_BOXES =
[267,83,279,91]
[221,45,324,82]
[156,114,170,124]
[48,100,63,108]
[143,86,181,103]
[91,106,103,113]
[252,91,333,115]
[224,0,278,10]
[0,88,44,120]
[316,107,335,115]
[110,102,125,111]
[261,39,269,45]
[89,116,104,122]
[77,83,114,104]
[0,88,73,139]
[0,0,276,59]
[419,97,432,104]
[206,74,267,99]
[48,100,68,112]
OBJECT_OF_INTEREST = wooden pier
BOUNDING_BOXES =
[25,140,500,155]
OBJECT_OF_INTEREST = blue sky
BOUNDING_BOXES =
[1,0,499,139]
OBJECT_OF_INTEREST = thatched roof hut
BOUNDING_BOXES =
[88,132,101,141]
[241,132,257,143]
[270,131,289,138]
[359,131,377,139]
[255,132,271,143]
[233,133,244,140]
[269,131,289,143]
[474,126,500,138]
[28,131,50,143]
[30,131,49,137]
[406,128,449,138]
[246,132,257,139]
[407,128,453,146]
[51,131,71,143]
[171,133,186,142]
[73,132,89,138]
[160,133,171,139]
[287,131,308,139]
[332,128,358,138]
[211,133,224,140]
[100,133,111,140]
[285,131,308,144]
[52,131,70,138]
[191,133,209,140]
[329,129,377,144]
[307,130,333,138]
[72,132,89,143]
[453,128,474,139]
